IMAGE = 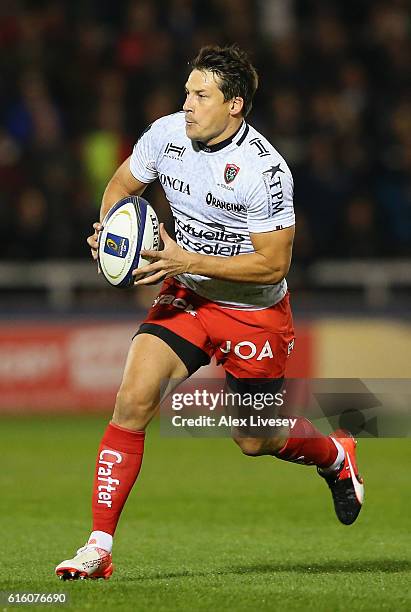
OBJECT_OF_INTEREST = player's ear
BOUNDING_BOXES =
[230,97,244,117]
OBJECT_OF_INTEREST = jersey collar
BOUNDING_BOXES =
[196,121,249,153]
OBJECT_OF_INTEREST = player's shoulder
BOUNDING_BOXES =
[240,122,292,177]
[144,111,185,141]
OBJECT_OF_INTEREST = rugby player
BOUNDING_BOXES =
[55,45,364,580]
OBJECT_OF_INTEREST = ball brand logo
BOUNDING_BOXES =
[97,449,123,508]
[224,163,240,184]
[220,339,274,361]
[104,233,129,258]
[107,238,118,252]
[148,211,160,250]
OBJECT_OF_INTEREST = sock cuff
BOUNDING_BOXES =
[88,530,113,553]
[320,438,345,473]
[101,422,145,454]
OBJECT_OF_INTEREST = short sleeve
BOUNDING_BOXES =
[245,162,295,233]
[129,121,161,184]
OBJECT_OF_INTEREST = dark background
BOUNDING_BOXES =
[1,0,410,268]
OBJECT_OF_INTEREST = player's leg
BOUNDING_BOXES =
[90,332,191,542]
[56,280,212,580]
[112,332,189,430]
[226,374,340,469]
[209,293,364,525]
[55,333,189,580]
[234,416,364,525]
[226,373,289,455]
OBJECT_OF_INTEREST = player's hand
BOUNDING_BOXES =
[133,223,191,285]
[87,222,103,262]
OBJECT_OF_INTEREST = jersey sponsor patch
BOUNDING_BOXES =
[159,173,191,194]
[264,164,285,180]
[152,293,196,316]
[205,192,246,215]
[263,165,285,217]
[174,216,248,256]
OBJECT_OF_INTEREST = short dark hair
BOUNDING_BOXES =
[190,44,259,117]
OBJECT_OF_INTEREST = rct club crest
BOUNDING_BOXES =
[224,163,240,184]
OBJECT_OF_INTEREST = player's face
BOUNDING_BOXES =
[183,70,240,145]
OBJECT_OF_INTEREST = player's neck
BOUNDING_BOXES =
[204,118,244,147]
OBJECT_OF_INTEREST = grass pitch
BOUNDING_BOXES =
[0,415,410,611]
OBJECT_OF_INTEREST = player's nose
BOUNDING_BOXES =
[183,95,193,113]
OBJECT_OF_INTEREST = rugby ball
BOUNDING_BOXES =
[98,196,160,288]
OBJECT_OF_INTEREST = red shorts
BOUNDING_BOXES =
[137,279,295,379]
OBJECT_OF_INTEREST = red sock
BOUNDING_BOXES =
[92,422,145,535]
[275,417,338,468]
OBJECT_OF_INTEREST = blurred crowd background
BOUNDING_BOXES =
[1,0,410,265]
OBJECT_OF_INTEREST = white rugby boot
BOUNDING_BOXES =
[55,544,113,580]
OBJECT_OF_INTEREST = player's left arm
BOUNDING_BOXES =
[134,223,294,285]
[194,225,295,283]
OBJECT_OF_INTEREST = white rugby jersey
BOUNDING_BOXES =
[129,112,295,308]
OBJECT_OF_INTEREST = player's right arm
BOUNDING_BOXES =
[100,156,148,220]
[87,117,163,261]
[87,156,148,261]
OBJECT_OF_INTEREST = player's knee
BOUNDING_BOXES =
[233,435,286,456]
[268,435,287,454]
[233,437,266,457]
[113,386,158,429]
